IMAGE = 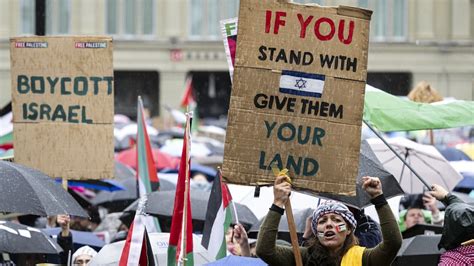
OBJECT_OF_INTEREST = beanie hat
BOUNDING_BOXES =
[311,201,357,236]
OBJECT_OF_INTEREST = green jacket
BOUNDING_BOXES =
[256,202,402,266]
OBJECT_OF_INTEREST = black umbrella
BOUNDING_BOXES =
[0,221,63,254]
[114,161,136,180]
[91,177,176,212]
[392,235,442,266]
[317,140,404,209]
[125,189,258,229]
[248,208,314,242]
[0,161,88,217]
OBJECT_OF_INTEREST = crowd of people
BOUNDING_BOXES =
[224,177,473,265]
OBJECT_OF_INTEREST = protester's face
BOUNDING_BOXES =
[74,254,92,265]
[316,213,351,250]
[405,208,425,229]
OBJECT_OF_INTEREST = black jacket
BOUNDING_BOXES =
[438,194,474,250]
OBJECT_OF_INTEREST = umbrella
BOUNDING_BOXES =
[364,85,474,131]
[116,147,180,171]
[449,160,474,192]
[205,255,267,265]
[114,123,158,141]
[228,184,320,220]
[248,208,314,242]
[456,143,474,160]
[455,173,474,191]
[0,161,88,217]
[55,162,136,192]
[56,178,124,192]
[114,161,136,180]
[437,147,472,161]
[392,235,442,266]
[160,138,212,158]
[160,162,217,181]
[89,232,212,265]
[366,137,463,193]
[0,221,63,254]
[125,189,258,229]
[317,140,404,209]
[43,228,105,250]
[91,174,177,212]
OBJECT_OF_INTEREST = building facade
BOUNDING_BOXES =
[0,0,472,119]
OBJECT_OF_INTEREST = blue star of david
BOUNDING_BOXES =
[294,78,307,89]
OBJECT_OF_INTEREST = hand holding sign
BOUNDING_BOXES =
[271,166,303,266]
[273,173,292,208]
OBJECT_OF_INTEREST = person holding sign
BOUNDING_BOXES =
[256,176,402,265]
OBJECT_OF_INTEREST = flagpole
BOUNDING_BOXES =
[231,201,240,225]
[363,120,431,190]
[179,111,191,266]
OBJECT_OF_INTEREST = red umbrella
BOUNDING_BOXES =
[116,147,180,171]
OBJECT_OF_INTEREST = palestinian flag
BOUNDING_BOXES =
[201,170,233,260]
[167,113,194,266]
[180,75,195,108]
[119,213,155,265]
[179,75,199,133]
[136,96,161,233]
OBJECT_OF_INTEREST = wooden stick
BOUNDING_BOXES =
[285,200,303,266]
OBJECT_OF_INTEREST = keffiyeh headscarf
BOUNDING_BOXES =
[311,201,357,235]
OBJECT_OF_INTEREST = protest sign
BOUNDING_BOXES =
[10,36,114,179]
[220,18,238,82]
[222,0,372,195]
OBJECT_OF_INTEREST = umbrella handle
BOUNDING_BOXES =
[363,120,432,190]
[285,200,303,266]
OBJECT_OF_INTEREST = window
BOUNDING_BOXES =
[189,71,232,118]
[367,72,413,96]
[45,0,70,34]
[189,0,239,39]
[293,0,408,42]
[365,0,407,41]
[114,71,160,119]
[107,0,155,38]
[20,0,70,35]
[20,0,35,34]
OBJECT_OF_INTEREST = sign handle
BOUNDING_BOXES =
[285,200,303,266]
[62,178,68,190]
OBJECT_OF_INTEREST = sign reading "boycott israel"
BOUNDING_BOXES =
[222,0,372,195]
[10,36,114,180]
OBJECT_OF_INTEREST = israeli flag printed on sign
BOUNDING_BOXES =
[279,70,325,98]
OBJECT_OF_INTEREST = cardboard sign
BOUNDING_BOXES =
[222,0,372,195]
[10,36,114,179]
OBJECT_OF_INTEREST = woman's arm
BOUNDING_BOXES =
[256,206,297,265]
[360,176,402,266]
[362,195,402,265]
[256,175,298,266]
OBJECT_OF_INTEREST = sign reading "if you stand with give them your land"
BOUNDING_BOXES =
[222,0,372,195]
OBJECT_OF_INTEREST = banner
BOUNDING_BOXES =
[10,36,114,179]
[222,0,372,195]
